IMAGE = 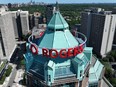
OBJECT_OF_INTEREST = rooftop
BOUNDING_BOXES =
[31,10,81,50]
[89,56,104,83]
[48,11,69,30]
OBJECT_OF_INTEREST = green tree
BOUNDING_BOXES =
[5,65,12,77]
[105,68,113,78]
[109,78,116,87]
[106,50,116,62]
[0,74,6,84]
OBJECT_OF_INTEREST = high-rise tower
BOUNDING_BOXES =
[46,5,54,24]
[0,10,16,60]
[80,8,116,57]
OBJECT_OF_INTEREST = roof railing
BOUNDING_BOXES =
[28,31,87,51]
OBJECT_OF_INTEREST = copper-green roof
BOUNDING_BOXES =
[89,60,104,83]
[37,29,79,49]
[47,11,69,30]
[35,11,79,49]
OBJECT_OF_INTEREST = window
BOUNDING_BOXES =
[48,75,51,81]
[56,29,63,31]
[48,28,54,31]
[55,66,74,78]
[80,70,83,77]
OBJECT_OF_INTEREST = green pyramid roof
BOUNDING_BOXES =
[37,30,79,49]
[35,11,79,49]
[48,11,69,30]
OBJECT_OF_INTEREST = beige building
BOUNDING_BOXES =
[0,10,16,60]
[20,11,29,35]
[11,11,19,38]
[80,8,116,57]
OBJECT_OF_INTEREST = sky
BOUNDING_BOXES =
[1,0,116,4]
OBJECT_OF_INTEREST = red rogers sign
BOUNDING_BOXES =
[30,44,84,58]
[29,32,86,58]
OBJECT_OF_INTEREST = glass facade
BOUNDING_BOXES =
[55,66,75,78]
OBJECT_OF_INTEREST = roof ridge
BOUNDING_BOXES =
[58,12,66,29]
[47,11,69,30]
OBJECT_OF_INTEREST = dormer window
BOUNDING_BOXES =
[48,28,64,31]
[56,29,64,31]
[48,28,55,31]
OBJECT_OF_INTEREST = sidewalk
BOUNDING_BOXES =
[12,83,26,87]
[12,69,25,87]
[14,69,24,83]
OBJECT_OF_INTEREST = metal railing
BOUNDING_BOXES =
[28,31,87,50]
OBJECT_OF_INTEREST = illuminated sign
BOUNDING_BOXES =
[30,44,84,58]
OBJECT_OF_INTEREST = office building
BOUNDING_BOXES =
[24,7,105,87]
[11,10,30,39]
[29,12,45,30]
[34,12,41,26]
[0,10,16,60]
[29,14,34,29]
[112,8,116,49]
[34,12,40,26]
[114,31,116,44]
[113,31,116,50]
[46,5,55,24]
[20,11,29,35]
[11,11,19,39]
[80,8,116,57]
[80,12,91,45]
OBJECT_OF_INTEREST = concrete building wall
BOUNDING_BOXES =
[0,14,9,57]
[29,14,34,29]
[107,15,116,51]
[113,30,116,50]
[34,16,39,27]
[80,12,91,45]
[20,11,29,35]
[100,15,116,57]
[46,5,54,24]
[16,11,23,39]
[89,14,105,56]
[0,12,16,60]
[0,16,5,58]
[81,11,116,57]
[113,31,116,44]
[0,41,4,57]
[11,11,19,38]
[100,15,111,57]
